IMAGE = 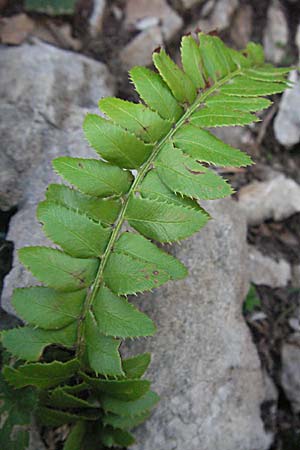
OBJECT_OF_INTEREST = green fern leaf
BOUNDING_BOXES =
[0,374,37,450]
[18,247,98,291]
[101,391,159,417]
[181,35,205,89]
[129,66,183,121]
[126,196,209,242]
[2,31,292,448]
[99,97,172,143]
[198,33,236,82]
[92,285,156,338]
[53,157,133,197]
[140,170,199,208]
[190,105,259,127]
[83,114,152,169]
[244,42,265,65]
[63,422,86,450]
[220,77,288,96]
[103,232,187,294]
[122,353,151,379]
[153,48,197,104]
[46,184,121,225]
[103,412,150,431]
[82,374,150,401]
[12,287,85,330]
[85,311,123,377]
[173,125,252,167]
[38,201,111,258]
[46,388,96,409]
[100,427,135,447]
[156,143,233,200]
[205,94,272,112]
[243,67,291,82]
[36,407,98,426]
[3,359,79,389]
[1,323,77,361]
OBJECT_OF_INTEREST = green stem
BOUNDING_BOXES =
[75,69,241,360]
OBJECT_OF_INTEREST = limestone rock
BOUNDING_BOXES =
[274,71,300,148]
[124,0,183,42]
[119,25,163,69]
[210,0,239,30]
[88,0,106,37]
[189,0,239,34]
[124,199,272,450]
[263,0,288,64]
[296,23,300,57]
[238,174,300,226]
[281,333,300,413]
[248,246,291,288]
[230,5,253,49]
[0,40,115,313]
[180,0,205,9]
[292,264,300,289]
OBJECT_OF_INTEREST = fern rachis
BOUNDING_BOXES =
[0,32,291,449]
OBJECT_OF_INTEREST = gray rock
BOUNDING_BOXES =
[263,0,288,64]
[124,0,183,42]
[238,174,300,226]
[119,25,163,69]
[180,0,205,9]
[0,40,115,314]
[263,371,278,404]
[211,0,239,30]
[88,0,106,37]
[296,23,300,57]
[212,126,253,150]
[274,71,300,147]
[124,199,272,450]
[189,0,239,34]
[248,246,291,288]
[292,264,300,288]
[281,333,300,413]
[230,5,253,49]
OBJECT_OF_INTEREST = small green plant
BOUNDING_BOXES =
[0,33,290,449]
[25,0,78,15]
[244,284,261,313]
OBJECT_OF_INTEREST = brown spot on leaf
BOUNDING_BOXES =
[184,165,205,175]
[78,162,83,168]
[153,270,159,276]
[208,29,219,36]
[153,46,162,53]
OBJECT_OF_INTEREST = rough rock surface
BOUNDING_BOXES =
[238,174,300,226]
[189,0,239,34]
[230,5,253,49]
[124,0,183,42]
[248,246,291,288]
[0,40,115,313]
[281,333,300,413]
[263,0,288,64]
[274,71,300,147]
[292,264,300,288]
[120,25,163,69]
[181,0,204,9]
[125,199,272,450]
[88,0,106,37]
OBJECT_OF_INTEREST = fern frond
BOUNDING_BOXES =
[1,32,291,449]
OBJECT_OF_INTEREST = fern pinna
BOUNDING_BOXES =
[0,33,291,449]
